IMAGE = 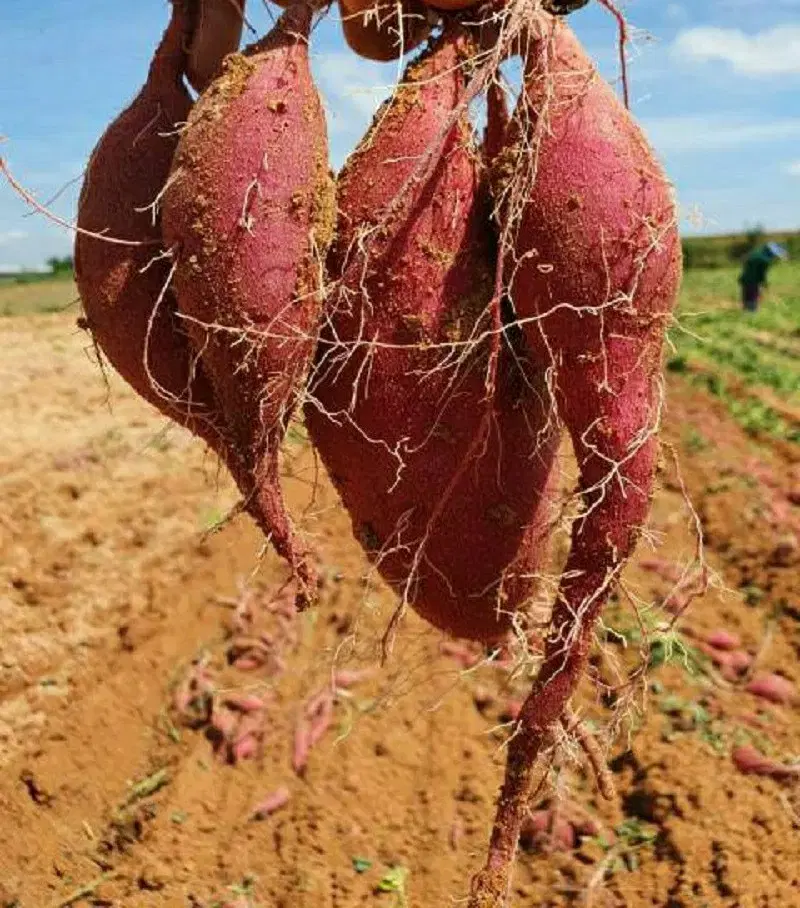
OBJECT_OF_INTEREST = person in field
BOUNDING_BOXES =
[738,242,789,312]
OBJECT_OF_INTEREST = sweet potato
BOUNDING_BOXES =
[706,629,741,652]
[292,720,312,775]
[471,17,681,903]
[732,745,800,780]
[518,810,575,853]
[339,0,430,61]
[163,3,334,606]
[745,673,795,705]
[185,0,246,94]
[306,28,558,642]
[74,1,239,454]
[252,787,291,819]
[332,668,374,689]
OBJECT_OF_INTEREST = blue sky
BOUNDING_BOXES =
[1,0,799,269]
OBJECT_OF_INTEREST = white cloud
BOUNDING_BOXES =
[672,25,800,76]
[0,229,28,246]
[784,160,800,176]
[642,115,800,154]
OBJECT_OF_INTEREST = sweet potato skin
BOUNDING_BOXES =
[307,30,557,642]
[162,4,334,603]
[74,3,225,453]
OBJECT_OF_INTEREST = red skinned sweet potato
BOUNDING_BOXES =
[471,17,681,903]
[75,1,240,454]
[732,745,800,780]
[163,3,334,606]
[506,16,681,711]
[745,673,795,705]
[306,28,558,643]
[706,629,741,652]
[518,810,575,853]
[252,786,291,818]
[185,0,247,94]
[339,0,431,61]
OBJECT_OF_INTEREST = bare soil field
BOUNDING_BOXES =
[0,286,798,907]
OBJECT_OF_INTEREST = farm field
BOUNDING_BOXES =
[670,265,800,444]
[0,271,798,907]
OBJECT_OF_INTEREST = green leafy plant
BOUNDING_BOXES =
[376,865,409,906]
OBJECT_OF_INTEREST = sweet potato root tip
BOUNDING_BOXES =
[519,809,575,853]
[232,733,259,763]
[698,643,753,680]
[332,668,374,689]
[440,641,482,670]
[726,650,753,675]
[232,655,265,672]
[224,693,267,713]
[308,704,334,748]
[499,700,522,724]
[639,557,683,583]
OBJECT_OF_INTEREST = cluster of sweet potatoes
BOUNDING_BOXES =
[74,1,681,903]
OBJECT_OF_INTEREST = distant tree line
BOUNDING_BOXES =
[47,255,74,275]
[0,255,74,286]
[682,227,800,270]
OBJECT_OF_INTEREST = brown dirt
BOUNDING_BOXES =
[0,309,798,907]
